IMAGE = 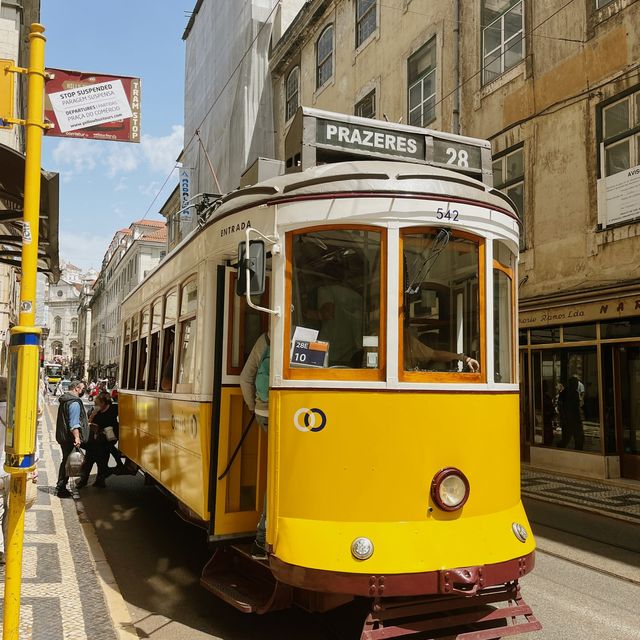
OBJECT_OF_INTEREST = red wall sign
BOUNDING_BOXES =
[44,68,141,143]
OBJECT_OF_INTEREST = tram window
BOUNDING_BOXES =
[289,228,383,372]
[121,344,130,389]
[151,300,162,332]
[148,332,160,390]
[177,319,197,392]
[228,271,269,375]
[160,327,175,392]
[128,342,138,390]
[136,337,148,390]
[401,229,481,375]
[164,290,178,327]
[493,241,515,383]
[180,279,198,316]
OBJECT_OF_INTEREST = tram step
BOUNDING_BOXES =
[200,544,292,614]
[361,583,541,640]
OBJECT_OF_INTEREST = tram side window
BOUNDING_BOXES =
[228,271,269,375]
[493,240,515,383]
[147,300,162,390]
[160,327,175,391]
[137,308,150,390]
[177,279,198,393]
[128,341,138,389]
[290,228,382,370]
[121,320,130,389]
[402,229,481,374]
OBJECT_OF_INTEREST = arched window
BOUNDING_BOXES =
[52,342,63,356]
[285,66,299,121]
[316,25,333,89]
[71,318,78,333]
[54,316,62,334]
[70,341,78,358]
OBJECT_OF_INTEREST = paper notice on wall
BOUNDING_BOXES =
[47,79,133,133]
[597,164,640,228]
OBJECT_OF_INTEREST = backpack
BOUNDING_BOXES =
[255,345,270,403]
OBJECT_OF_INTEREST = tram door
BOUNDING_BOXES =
[209,265,270,539]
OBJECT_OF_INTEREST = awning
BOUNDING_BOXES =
[0,142,60,281]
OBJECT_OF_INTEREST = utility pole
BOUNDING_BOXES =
[1,23,48,640]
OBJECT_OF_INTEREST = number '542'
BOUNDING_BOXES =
[436,207,459,221]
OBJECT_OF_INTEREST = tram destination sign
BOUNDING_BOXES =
[431,138,483,174]
[316,118,425,161]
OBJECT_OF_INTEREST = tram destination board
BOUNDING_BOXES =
[316,118,425,161]
[431,138,483,175]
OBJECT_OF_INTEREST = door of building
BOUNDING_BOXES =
[615,345,640,480]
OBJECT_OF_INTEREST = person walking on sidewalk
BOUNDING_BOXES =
[77,391,123,488]
[55,380,88,498]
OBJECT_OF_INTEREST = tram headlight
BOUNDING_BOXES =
[351,537,374,560]
[431,468,470,512]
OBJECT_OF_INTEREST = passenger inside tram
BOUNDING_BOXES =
[291,228,381,369]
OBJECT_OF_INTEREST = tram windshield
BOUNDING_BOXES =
[289,228,383,371]
[402,229,481,375]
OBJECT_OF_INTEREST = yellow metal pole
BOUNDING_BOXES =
[3,23,47,640]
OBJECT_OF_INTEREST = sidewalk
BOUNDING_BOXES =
[521,466,640,524]
[0,402,132,640]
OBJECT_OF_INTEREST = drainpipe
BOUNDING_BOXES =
[452,0,461,134]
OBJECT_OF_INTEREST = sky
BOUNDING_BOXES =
[40,0,190,270]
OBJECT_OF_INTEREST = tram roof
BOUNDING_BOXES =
[206,160,518,225]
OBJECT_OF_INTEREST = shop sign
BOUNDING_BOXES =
[44,68,141,143]
[597,163,640,228]
[520,294,640,328]
[179,168,192,220]
[316,118,425,160]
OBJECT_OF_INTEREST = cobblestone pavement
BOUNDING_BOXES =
[0,402,119,640]
[522,466,640,524]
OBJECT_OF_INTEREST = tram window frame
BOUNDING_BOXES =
[136,307,150,390]
[284,224,386,382]
[128,312,140,389]
[493,240,516,383]
[121,319,131,389]
[176,276,198,394]
[227,270,270,376]
[399,227,485,383]
[147,298,163,391]
[159,288,178,393]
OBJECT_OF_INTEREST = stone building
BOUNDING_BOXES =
[268,0,640,479]
[76,276,95,380]
[89,220,167,381]
[45,277,81,370]
[0,0,59,374]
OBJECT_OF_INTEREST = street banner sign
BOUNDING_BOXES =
[44,68,141,143]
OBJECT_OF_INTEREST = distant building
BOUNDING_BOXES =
[76,276,95,381]
[45,278,82,371]
[89,220,167,380]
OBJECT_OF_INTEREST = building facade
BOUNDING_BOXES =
[45,277,81,371]
[269,0,640,479]
[89,220,167,381]
[0,0,59,375]
[76,277,94,381]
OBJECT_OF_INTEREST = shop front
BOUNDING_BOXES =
[519,285,640,480]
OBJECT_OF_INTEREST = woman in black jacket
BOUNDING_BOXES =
[77,392,120,488]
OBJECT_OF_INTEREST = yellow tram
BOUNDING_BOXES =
[118,109,540,639]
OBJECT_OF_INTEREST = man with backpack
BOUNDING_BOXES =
[55,380,89,498]
[239,332,270,558]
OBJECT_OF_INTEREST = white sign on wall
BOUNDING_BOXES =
[179,168,192,221]
[48,79,133,133]
[597,163,640,228]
